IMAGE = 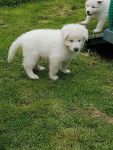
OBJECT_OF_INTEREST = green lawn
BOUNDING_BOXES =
[1,0,113,149]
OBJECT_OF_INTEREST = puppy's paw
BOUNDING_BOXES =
[62,69,71,74]
[80,21,88,25]
[38,65,46,71]
[50,75,58,80]
[30,74,39,80]
[94,28,101,34]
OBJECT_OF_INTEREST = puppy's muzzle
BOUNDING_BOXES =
[74,48,79,52]
[87,11,92,16]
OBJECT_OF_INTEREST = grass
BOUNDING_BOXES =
[0,0,113,149]
[0,0,35,6]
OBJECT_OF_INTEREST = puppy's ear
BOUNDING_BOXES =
[61,27,69,40]
[79,24,89,41]
[97,0,103,4]
[83,27,89,41]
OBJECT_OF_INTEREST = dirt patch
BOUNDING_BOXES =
[90,109,103,118]
[90,108,113,125]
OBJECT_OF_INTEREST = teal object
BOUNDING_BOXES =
[103,29,113,44]
[103,0,113,43]
[109,0,113,30]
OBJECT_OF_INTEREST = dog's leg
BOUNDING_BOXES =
[81,16,92,25]
[94,18,106,33]
[23,55,39,79]
[38,65,46,71]
[35,65,46,71]
[49,60,60,80]
[60,61,71,74]
[34,58,46,71]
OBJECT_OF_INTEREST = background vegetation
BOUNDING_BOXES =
[0,0,35,6]
[0,0,113,149]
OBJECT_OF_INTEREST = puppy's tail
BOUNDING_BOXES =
[8,37,21,63]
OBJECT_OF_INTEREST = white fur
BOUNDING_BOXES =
[8,24,88,80]
[81,0,110,33]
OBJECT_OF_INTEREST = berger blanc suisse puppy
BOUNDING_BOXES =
[8,24,88,80]
[81,0,110,33]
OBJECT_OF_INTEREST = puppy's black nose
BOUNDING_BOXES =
[87,11,90,14]
[87,11,92,16]
[74,48,79,52]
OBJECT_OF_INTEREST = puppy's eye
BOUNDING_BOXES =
[78,40,81,42]
[92,6,96,8]
[70,40,73,42]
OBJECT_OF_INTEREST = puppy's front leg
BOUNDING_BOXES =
[94,19,106,33]
[49,60,60,80]
[60,61,71,74]
[81,16,92,25]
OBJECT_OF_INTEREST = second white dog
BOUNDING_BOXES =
[8,24,88,80]
[81,0,110,33]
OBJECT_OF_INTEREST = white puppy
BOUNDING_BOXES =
[8,24,88,80]
[81,0,110,33]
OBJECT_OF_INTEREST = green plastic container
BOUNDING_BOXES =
[103,0,113,44]
[109,0,113,30]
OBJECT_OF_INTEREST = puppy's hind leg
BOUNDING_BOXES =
[35,64,46,71]
[38,65,46,71]
[60,61,71,74]
[23,53,39,80]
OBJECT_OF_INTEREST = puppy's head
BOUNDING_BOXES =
[86,0,104,16]
[61,24,88,53]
